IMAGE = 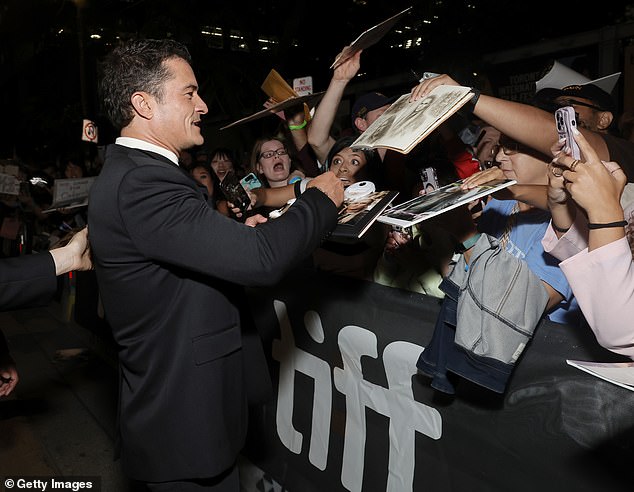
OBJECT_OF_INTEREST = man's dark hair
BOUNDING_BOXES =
[99,38,192,130]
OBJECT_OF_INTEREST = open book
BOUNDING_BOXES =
[331,6,413,69]
[351,85,474,154]
[567,360,634,392]
[330,190,399,242]
[377,178,516,229]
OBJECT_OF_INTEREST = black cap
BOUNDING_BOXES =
[351,92,395,126]
[555,84,615,113]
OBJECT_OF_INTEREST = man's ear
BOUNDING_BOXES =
[130,92,154,120]
[354,117,368,133]
[597,111,614,132]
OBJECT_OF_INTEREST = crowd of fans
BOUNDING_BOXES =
[2,43,633,392]
[2,33,633,492]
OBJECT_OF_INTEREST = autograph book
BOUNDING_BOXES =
[351,85,474,154]
[330,190,399,242]
[377,179,516,229]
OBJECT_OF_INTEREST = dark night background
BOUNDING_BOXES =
[1,0,632,166]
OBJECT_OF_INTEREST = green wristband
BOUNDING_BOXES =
[288,120,307,131]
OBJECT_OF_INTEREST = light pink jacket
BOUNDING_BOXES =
[542,205,634,358]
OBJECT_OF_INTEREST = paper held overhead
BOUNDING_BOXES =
[330,6,413,69]
[220,92,325,130]
[535,60,621,94]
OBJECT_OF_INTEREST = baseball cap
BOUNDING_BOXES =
[555,83,616,113]
[351,92,396,126]
[535,61,621,94]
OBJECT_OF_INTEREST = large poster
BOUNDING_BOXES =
[244,268,634,492]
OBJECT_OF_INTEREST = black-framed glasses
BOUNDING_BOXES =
[557,98,604,112]
[259,148,288,160]
[491,142,521,157]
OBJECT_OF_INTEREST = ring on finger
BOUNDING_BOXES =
[550,165,564,177]
[570,159,581,171]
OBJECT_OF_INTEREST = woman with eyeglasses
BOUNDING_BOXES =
[457,134,578,325]
[250,136,305,189]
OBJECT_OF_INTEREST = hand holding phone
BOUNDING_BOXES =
[555,106,581,159]
[219,171,251,215]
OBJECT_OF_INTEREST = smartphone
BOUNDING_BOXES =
[240,172,262,192]
[419,167,439,195]
[219,171,251,214]
[555,106,581,159]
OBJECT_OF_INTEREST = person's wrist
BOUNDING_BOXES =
[586,204,624,224]
[288,120,307,131]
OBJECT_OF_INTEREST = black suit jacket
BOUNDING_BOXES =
[1,252,57,357]
[1,253,57,312]
[87,144,337,482]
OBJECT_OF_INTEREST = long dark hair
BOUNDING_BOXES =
[325,136,384,188]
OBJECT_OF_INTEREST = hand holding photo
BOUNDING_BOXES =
[378,178,516,228]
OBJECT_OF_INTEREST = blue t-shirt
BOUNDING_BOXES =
[478,198,577,324]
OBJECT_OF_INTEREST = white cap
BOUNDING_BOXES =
[535,61,621,94]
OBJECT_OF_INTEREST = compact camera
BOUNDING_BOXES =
[419,167,439,195]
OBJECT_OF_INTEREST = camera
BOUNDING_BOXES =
[419,167,439,195]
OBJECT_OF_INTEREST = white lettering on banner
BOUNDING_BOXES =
[271,300,443,491]
[272,300,332,470]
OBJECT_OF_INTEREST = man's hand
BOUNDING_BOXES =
[50,226,93,275]
[245,214,268,227]
[306,171,344,208]
[66,227,93,271]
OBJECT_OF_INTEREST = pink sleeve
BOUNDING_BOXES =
[541,214,590,261]
[559,238,634,358]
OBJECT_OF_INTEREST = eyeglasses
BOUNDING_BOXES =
[491,142,522,157]
[259,148,288,160]
[557,98,604,112]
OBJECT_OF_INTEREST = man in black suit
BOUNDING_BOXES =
[88,39,343,491]
[1,227,92,396]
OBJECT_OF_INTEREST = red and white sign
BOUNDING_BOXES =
[82,119,98,143]
[293,76,313,96]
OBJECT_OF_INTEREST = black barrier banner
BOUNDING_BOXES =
[243,268,634,492]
